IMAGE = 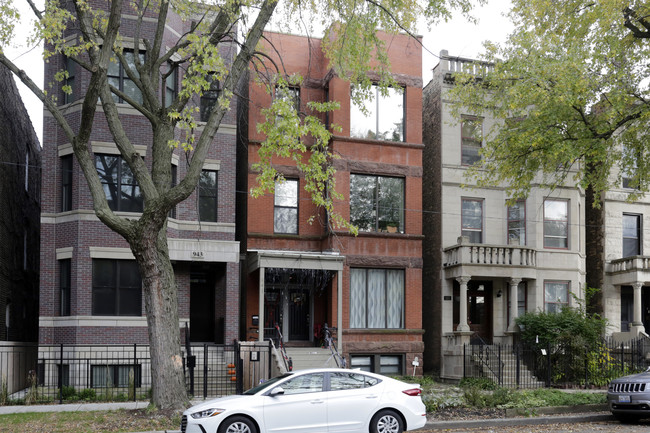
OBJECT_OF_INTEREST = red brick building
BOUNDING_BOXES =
[237,31,424,374]
[39,6,240,347]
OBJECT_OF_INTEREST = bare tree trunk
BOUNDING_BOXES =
[132,225,188,410]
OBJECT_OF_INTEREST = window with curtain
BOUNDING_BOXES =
[95,154,143,212]
[544,281,568,313]
[350,84,404,142]
[350,268,404,329]
[350,174,404,233]
[274,179,298,234]
[623,213,641,257]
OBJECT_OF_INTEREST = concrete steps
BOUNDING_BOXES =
[285,347,342,370]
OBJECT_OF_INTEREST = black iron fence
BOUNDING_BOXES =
[464,336,650,388]
[0,341,273,405]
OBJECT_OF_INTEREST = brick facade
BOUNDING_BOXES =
[237,31,424,374]
[39,5,240,345]
[0,66,41,342]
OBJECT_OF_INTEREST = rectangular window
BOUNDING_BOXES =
[63,56,76,104]
[349,268,404,329]
[544,199,568,249]
[350,85,404,142]
[164,63,177,108]
[545,281,569,313]
[462,198,483,243]
[107,50,144,104]
[623,214,641,257]
[199,170,218,222]
[200,76,220,121]
[275,85,300,112]
[350,174,405,233]
[91,364,141,388]
[350,354,404,375]
[61,155,73,212]
[60,259,71,316]
[461,116,482,165]
[507,200,526,245]
[274,179,298,234]
[95,154,143,212]
[92,259,142,316]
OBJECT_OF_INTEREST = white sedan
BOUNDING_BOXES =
[180,368,427,433]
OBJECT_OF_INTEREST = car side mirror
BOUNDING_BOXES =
[269,387,285,397]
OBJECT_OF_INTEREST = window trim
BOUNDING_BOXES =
[349,268,405,330]
[507,199,526,245]
[544,280,569,313]
[349,174,405,233]
[107,50,144,104]
[461,197,483,243]
[61,155,73,212]
[198,169,218,222]
[164,63,178,108]
[349,354,405,375]
[200,75,221,122]
[622,213,642,257]
[91,259,142,316]
[461,115,483,166]
[543,198,569,249]
[350,84,405,142]
[60,259,71,316]
[95,154,143,213]
[274,178,299,235]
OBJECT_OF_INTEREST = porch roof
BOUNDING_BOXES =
[247,250,345,273]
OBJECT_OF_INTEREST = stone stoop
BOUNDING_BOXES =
[284,347,341,370]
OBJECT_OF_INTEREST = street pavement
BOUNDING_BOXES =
[0,401,621,433]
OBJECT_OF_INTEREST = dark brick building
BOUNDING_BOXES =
[0,66,41,343]
[237,31,424,374]
[39,6,239,346]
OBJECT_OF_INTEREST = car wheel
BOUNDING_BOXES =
[613,413,641,424]
[217,416,257,433]
[370,409,404,433]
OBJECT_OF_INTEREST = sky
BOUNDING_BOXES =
[7,0,513,144]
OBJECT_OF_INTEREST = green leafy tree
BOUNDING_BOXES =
[448,0,650,314]
[0,0,475,410]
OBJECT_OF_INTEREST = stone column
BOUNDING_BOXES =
[507,278,522,333]
[631,282,645,335]
[337,269,343,353]
[457,276,471,332]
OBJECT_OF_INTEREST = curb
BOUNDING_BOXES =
[423,412,614,430]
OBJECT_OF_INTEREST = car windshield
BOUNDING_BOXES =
[242,373,292,395]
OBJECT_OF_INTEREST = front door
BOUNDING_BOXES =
[468,281,492,343]
[190,267,215,342]
[288,289,310,340]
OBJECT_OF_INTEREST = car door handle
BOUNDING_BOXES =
[365,395,378,399]
[310,400,325,404]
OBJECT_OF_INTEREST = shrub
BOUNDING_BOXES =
[0,375,8,405]
[459,377,498,390]
[78,388,97,401]
[61,386,76,400]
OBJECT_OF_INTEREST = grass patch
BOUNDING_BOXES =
[0,409,180,433]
